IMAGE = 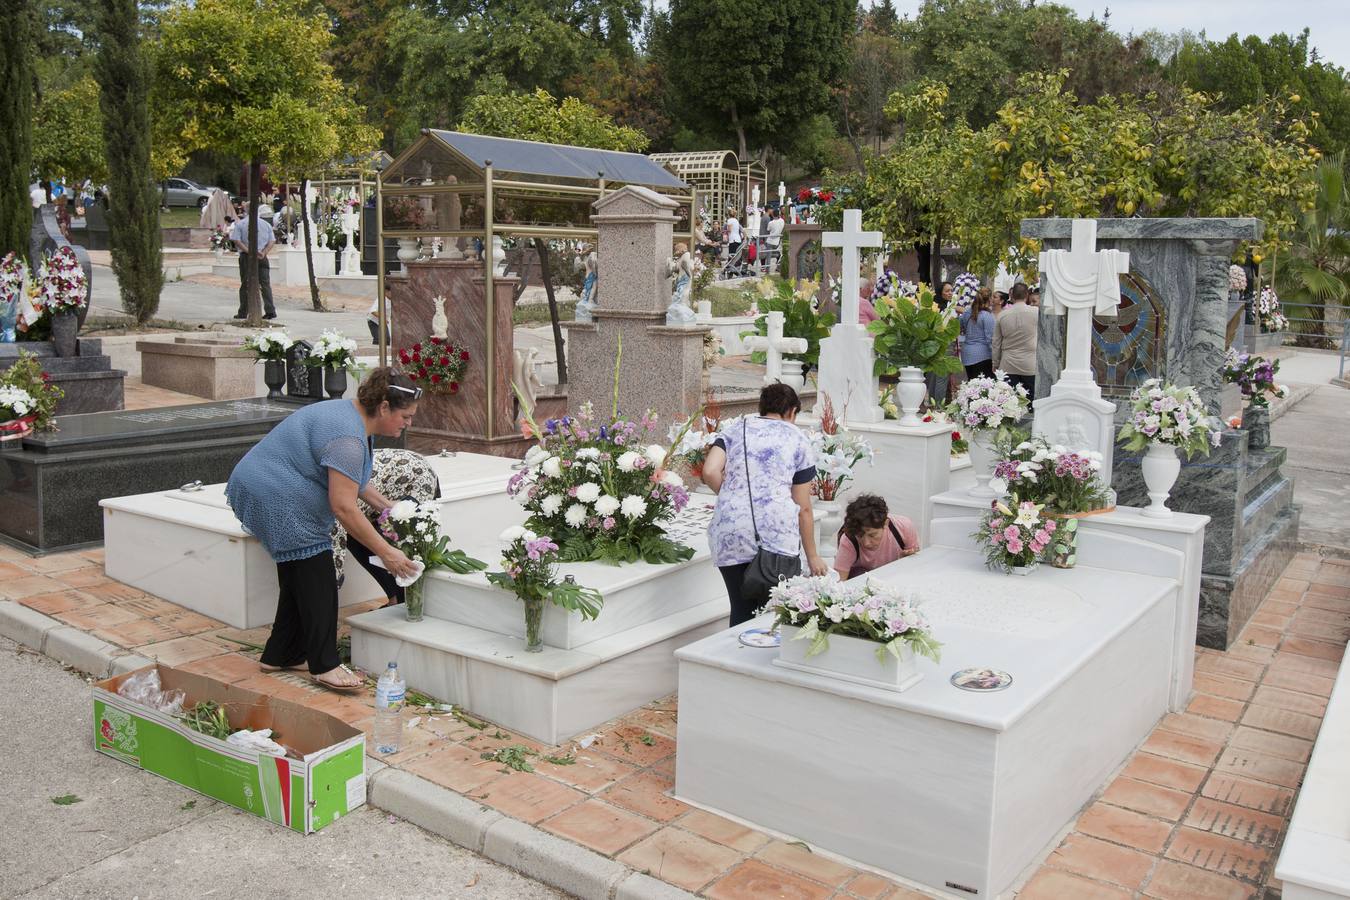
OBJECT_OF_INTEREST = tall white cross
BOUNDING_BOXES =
[1038,219,1130,386]
[824,209,883,327]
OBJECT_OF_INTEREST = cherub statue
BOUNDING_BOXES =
[575,248,598,322]
[666,242,697,325]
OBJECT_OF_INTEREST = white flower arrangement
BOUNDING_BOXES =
[308,329,359,372]
[766,575,942,663]
[1117,378,1221,459]
[1254,287,1288,333]
[242,329,292,361]
[0,384,35,421]
[1228,264,1248,293]
[947,374,1029,434]
[36,247,88,314]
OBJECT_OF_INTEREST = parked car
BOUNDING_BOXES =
[162,178,214,208]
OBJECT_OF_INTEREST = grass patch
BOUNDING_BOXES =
[158,207,203,229]
[82,316,201,336]
[702,284,755,317]
[513,301,576,326]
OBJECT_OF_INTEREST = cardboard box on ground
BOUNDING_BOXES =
[92,665,365,834]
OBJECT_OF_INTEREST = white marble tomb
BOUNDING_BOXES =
[675,532,1186,898]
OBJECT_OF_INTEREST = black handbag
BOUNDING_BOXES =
[739,418,801,607]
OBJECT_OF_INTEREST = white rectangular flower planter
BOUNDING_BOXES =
[773,625,922,693]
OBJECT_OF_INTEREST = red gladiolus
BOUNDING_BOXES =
[460,350,470,361]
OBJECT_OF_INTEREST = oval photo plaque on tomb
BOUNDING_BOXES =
[950,668,1013,692]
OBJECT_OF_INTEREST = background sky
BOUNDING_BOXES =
[891,1,1349,69]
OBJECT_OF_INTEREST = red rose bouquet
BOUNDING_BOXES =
[397,337,470,395]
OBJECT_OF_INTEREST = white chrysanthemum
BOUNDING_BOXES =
[616,451,641,472]
[389,500,417,522]
[564,503,588,527]
[499,525,526,542]
[523,445,548,468]
[594,495,620,516]
[659,469,683,487]
[575,447,601,460]
[541,456,563,478]
[620,495,648,519]
[575,482,601,503]
[644,444,667,467]
[540,494,564,516]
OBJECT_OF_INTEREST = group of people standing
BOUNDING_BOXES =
[957,279,1040,398]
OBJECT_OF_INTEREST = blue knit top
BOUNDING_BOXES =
[226,399,373,563]
[960,309,996,366]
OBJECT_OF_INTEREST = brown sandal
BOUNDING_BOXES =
[311,665,364,693]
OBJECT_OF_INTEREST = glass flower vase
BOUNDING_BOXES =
[522,593,545,652]
[405,577,425,623]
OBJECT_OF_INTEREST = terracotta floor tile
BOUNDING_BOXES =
[1142,730,1224,768]
[1215,748,1305,789]
[96,617,185,648]
[623,705,680,739]
[23,554,95,574]
[1247,611,1291,630]
[618,826,743,893]
[603,770,690,823]
[1269,652,1341,680]
[1260,667,1335,697]
[1160,712,1236,744]
[1238,626,1283,649]
[1143,859,1259,900]
[53,568,114,589]
[1164,826,1271,880]
[1229,726,1312,764]
[362,712,449,766]
[476,771,585,824]
[1184,797,1285,847]
[459,729,546,757]
[1,574,65,600]
[1301,592,1350,614]
[755,840,858,888]
[1046,832,1156,889]
[1195,654,1265,682]
[0,561,29,580]
[1017,868,1131,899]
[1100,776,1194,821]
[52,603,141,631]
[704,859,833,900]
[534,751,636,794]
[1258,600,1298,617]
[177,652,273,684]
[1279,636,1344,662]
[1121,752,1209,792]
[1188,694,1247,722]
[841,872,897,899]
[1200,773,1294,819]
[1275,578,1311,594]
[76,547,106,564]
[137,636,230,667]
[113,595,183,618]
[1288,614,1350,642]
[1076,803,1173,853]
[155,610,225,635]
[593,724,676,767]
[79,581,149,603]
[18,589,102,616]
[541,799,658,855]
[1239,705,1322,741]
[1307,581,1350,598]
[1250,685,1328,717]
[678,808,771,853]
[1193,674,1256,702]
[401,744,504,794]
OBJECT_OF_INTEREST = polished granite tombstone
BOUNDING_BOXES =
[0,398,302,553]
[0,340,126,415]
[1023,218,1298,648]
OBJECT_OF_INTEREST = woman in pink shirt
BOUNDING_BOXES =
[833,494,920,580]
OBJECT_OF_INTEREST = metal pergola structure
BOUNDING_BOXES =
[310,150,391,218]
[649,150,740,225]
[738,159,767,213]
[377,130,694,437]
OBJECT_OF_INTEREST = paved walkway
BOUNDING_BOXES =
[1,540,1344,899]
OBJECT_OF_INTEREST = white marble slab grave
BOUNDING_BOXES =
[675,546,1179,899]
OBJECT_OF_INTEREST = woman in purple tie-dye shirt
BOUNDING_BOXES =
[702,384,828,626]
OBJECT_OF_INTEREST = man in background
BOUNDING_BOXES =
[231,205,277,320]
[992,281,1038,399]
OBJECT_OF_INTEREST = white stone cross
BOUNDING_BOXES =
[824,209,883,328]
[1038,219,1130,386]
[744,310,807,385]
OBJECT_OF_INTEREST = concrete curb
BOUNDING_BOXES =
[369,764,696,899]
[1,601,696,899]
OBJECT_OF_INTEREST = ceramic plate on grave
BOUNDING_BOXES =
[950,668,1013,692]
[738,628,781,649]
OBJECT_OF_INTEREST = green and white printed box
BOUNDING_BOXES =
[93,665,366,833]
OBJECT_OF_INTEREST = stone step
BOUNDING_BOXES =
[1243,446,1287,501]
[1242,474,1295,547]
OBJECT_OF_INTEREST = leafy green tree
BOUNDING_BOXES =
[33,77,109,185]
[153,0,374,325]
[458,87,650,382]
[836,28,912,169]
[1275,152,1350,347]
[94,0,164,324]
[664,0,854,160]
[0,0,35,258]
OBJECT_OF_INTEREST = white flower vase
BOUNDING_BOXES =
[1141,442,1181,518]
[893,367,927,426]
[214,247,224,264]
[1009,563,1039,576]
[814,498,843,565]
[396,238,420,271]
[775,626,922,693]
[967,430,999,498]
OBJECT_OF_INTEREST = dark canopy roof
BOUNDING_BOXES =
[427,130,686,190]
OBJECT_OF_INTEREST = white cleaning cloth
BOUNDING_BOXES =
[368,556,426,588]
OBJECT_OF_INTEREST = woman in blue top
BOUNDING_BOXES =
[226,367,421,691]
[959,287,997,380]
[702,383,829,627]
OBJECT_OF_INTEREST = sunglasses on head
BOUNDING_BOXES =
[389,384,422,401]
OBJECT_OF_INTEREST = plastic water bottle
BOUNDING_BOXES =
[373,662,405,754]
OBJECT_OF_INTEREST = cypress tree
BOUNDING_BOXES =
[0,0,34,258]
[94,0,164,324]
